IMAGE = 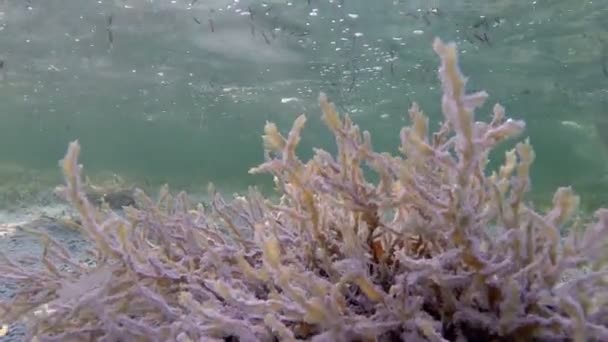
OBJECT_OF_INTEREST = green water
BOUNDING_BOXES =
[0,0,607,210]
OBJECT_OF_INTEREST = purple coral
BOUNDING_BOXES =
[1,37,607,342]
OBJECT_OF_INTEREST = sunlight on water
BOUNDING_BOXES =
[0,0,607,210]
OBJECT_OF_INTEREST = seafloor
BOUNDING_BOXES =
[0,204,87,342]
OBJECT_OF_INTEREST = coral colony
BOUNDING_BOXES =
[1,38,608,341]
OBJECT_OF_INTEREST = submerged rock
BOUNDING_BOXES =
[85,188,137,210]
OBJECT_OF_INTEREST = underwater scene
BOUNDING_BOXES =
[1,0,608,341]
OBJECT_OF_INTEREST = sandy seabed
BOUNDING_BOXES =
[0,204,91,342]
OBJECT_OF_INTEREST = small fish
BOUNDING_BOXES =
[472,18,489,30]
[106,14,114,48]
[347,64,357,92]
[261,31,271,45]
[601,41,608,78]
[265,6,273,16]
[421,13,430,26]
[595,116,608,149]
[108,30,113,47]
[473,32,491,46]
[483,32,492,46]
[208,18,215,32]
[192,17,201,25]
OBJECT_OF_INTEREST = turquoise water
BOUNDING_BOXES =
[0,0,607,209]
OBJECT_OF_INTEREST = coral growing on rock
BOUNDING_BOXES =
[1,37,608,342]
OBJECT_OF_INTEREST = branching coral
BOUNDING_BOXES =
[1,37,608,342]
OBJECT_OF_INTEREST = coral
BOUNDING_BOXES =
[1,37,608,341]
